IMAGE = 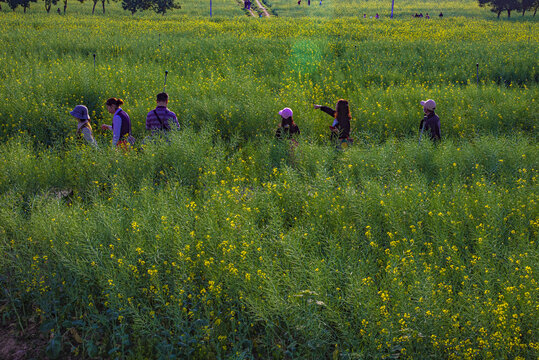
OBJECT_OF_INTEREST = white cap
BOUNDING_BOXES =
[278,107,293,119]
[420,99,436,111]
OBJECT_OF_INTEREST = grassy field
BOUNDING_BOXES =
[1,1,538,359]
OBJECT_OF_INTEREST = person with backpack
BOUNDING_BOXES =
[70,105,97,147]
[275,107,300,142]
[145,92,179,137]
[418,99,441,142]
[101,97,134,148]
[313,99,352,145]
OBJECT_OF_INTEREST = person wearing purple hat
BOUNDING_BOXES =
[70,105,97,147]
[419,99,441,142]
[275,107,300,141]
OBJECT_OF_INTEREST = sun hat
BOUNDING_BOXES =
[70,105,90,120]
[278,107,293,119]
[420,99,436,111]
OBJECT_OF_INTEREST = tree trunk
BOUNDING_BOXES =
[507,9,511,18]
[102,0,105,13]
[534,7,537,16]
[24,5,27,12]
[63,0,67,13]
[92,0,96,14]
[46,3,51,12]
[497,10,501,18]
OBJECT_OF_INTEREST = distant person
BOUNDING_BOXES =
[319,0,322,5]
[70,105,97,147]
[419,12,423,17]
[363,13,366,18]
[275,107,300,141]
[375,13,379,19]
[314,99,352,144]
[419,99,441,142]
[56,7,61,14]
[425,13,430,19]
[146,92,179,137]
[101,98,134,148]
[439,12,443,18]
[298,0,301,5]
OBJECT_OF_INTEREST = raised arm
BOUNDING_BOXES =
[314,104,336,117]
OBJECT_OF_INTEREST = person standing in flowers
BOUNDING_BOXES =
[101,98,134,148]
[146,92,179,137]
[313,100,352,144]
[275,107,300,143]
[419,99,441,142]
[70,105,97,147]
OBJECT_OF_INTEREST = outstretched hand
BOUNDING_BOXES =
[313,104,321,109]
[101,124,110,131]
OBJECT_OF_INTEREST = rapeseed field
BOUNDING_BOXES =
[0,3,537,359]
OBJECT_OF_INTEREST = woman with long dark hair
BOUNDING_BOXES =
[314,99,352,141]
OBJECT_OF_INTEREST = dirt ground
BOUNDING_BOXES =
[0,319,48,360]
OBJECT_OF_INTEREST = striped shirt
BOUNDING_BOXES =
[146,106,180,131]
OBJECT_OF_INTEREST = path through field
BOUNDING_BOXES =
[255,0,270,16]
[244,0,269,17]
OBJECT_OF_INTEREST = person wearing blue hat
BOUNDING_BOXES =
[70,105,97,147]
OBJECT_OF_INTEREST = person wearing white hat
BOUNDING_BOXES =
[70,105,97,147]
[419,99,441,142]
[275,107,300,141]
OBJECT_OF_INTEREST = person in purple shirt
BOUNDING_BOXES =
[145,92,179,136]
[101,97,133,148]
[419,99,441,142]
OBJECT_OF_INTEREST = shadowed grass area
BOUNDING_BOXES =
[0,130,538,358]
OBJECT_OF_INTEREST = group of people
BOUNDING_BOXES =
[71,94,441,149]
[363,13,380,19]
[70,92,178,148]
[413,12,443,18]
[274,98,441,146]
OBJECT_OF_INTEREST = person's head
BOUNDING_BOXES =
[335,99,351,121]
[420,99,436,114]
[278,107,293,127]
[70,105,90,122]
[156,92,169,106]
[105,98,124,114]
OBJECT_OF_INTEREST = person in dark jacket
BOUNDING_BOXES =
[275,107,300,141]
[313,99,352,140]
[419,99,441,142]
[101,97,133,148]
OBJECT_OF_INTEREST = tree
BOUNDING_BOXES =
[101,0,109,13]
[478,0,521,18]
[44,0,59,12]
[6,0,37,12]
[152,0,180,14]
[521,0,539,15]
[121,0,150,14]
